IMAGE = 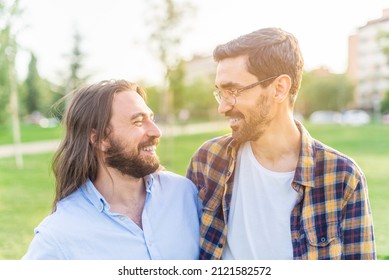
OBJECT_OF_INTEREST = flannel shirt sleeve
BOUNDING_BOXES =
[342,172,376,259]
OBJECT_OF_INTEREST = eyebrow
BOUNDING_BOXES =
[215,81,244,89]
[130,112,154,120]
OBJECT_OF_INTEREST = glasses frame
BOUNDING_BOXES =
[213,75,278,105]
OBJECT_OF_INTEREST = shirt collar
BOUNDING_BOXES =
[82,174,155,212]
[144,174,154,193]
[293,121,316,188]
[226,135,240,160]
[82,179,107,213]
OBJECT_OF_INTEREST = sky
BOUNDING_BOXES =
[14,0,389,86]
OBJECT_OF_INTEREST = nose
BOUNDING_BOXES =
[218,98,235,114]
[148,120,162,138]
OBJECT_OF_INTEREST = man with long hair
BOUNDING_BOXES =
[187,28,375,260]
[23,80,200,259]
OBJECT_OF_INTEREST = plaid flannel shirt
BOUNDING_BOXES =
[186,122,376,260]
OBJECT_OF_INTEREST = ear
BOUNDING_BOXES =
[90,129,109,152]
[273,74,292,103]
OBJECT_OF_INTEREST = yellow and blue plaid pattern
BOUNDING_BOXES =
[187,122,376,260]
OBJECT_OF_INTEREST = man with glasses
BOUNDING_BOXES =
[186,27,376,260]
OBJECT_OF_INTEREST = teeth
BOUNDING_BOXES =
[230,118,241,123]
[142,146,156,151]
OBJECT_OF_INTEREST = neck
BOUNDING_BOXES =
[250,115,301,172]
[93,165,147,228]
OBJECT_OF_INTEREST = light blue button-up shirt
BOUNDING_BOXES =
[23,171,201,260]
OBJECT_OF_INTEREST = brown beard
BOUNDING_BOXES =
[104,136,160,178]
[229,94,273,143]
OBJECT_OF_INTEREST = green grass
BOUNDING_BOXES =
[0,123,388,259]
[0,153,55,259]
[0,124,63,145]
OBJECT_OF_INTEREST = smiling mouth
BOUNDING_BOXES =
[142,145,157,152]
[229,117,242,126]
[139,137,160,153]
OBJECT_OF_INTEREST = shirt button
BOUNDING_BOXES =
[226,171,231,176]
[218,243,223,248]
[148,241,153,247]
[119,216,125,221]
[98,205,103,211]
[320,237,326,242]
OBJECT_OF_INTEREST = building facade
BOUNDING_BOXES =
[348,9,389,111]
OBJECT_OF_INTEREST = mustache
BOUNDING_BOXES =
[138,137,160,149]
[225,110,244,119]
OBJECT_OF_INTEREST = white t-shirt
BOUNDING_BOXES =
[222,142,298,260]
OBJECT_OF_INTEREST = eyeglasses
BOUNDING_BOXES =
[213,76,278,105]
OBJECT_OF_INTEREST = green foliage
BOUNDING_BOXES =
[169,60,186,113]
[52,29,90,106]
[381,89,389,114]
[378,30,389,64]
[24,53,40,113]
[21,52,57,117]
[146,75,217,122]
[18,53,64,120]
[180,77,218,120]
[146,0,194,122]
[0,0,22,125]
[144,84,162,115]
[0,19,12,124]
[296,71,354,118]
[0,48,10,123]
[45,29,90,122]
[67,30,89,90]
[376,31,389,114]
[147,0,192,71]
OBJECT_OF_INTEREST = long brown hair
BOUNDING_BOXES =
[51,80,146,211]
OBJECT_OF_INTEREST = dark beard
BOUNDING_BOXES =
[105,137,160,178]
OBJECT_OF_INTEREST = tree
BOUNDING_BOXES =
[21,53,57,119]
[0,1,14,123]
[145,0,194,166]
[0,38,11,124]
[24,53,41,114]
[145,71,217,123]
[378,31,389,116]
[381,90,389,114]
[181,76,217,121]
[146,0,194,120]
[169,59,186,114]
[52,29,89,120]
[296,71,354,118]
[378,30,389,63]
[0,0,23,167]
[67,30,89,91]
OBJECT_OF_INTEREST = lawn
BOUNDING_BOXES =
[0,123,63,145]
[0,123,388,259]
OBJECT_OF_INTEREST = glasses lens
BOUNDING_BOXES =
[213,91,221,104]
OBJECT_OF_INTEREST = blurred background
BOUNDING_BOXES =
[1,0,389,259]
